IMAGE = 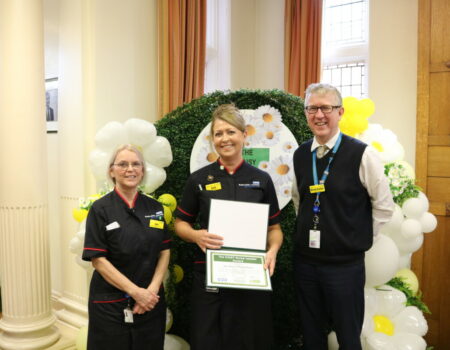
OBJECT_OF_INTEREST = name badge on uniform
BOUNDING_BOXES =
[309,184,325,193]
[309,230,321,249]
[205,182,222,191]
[124,307,134,323]
[149,219,164,229]
[106,221,120,230]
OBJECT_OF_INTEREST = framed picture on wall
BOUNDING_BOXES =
[45,77,58,133]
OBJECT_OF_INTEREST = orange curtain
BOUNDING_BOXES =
[284,0,323,98]
[158,0,207,119]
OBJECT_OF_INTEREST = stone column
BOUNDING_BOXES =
[0,0,60,349]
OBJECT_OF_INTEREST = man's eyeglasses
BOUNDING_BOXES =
[113,162,143,170]
[305,105,341,114]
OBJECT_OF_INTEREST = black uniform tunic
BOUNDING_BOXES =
[82,189,171,350]
[175,159,281,350]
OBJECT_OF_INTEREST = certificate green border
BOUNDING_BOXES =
[208,250,271,290]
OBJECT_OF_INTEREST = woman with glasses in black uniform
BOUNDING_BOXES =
[83,144,171,350]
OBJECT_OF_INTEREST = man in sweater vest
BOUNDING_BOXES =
[291,83,394,350]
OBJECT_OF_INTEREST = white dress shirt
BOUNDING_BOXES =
[291,131,395,237]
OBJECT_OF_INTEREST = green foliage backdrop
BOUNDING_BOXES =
[155,89,312,349]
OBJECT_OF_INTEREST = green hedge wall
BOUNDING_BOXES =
[155,89,312,349]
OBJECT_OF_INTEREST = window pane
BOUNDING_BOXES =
[321,62,366,98]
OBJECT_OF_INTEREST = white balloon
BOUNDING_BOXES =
[328,331,339,350]
[365,288,379,316]
[69,236,82,254]
[143,136,173,168]
[386,141,405,163]
[365,332,396,350]
[391,232,424,255]
[75,255,92,270]
[393,306,428,337]
[417,192,429,212]
[419,212,437,233]
[94,121,127,151]
[381,205,404,234]
[89,148,110,181]
[164,334,190,350]
[76,228,86,241]
[391,332,427,350]
[365,235,400,288]
[124,118,157,148]
[375,285,407,318]
[398,254,412,269]
[362,313,375,338]
[402,198,426,219]
[400,219,422,239]
[143,162,167,194]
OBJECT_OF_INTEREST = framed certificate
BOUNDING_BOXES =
[206,199,271,290]
[206,249,272,290]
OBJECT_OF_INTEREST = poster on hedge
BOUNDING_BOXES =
[190,105,298,209]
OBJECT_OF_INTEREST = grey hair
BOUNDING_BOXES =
[304,83,343,106]
[107,144,146,184]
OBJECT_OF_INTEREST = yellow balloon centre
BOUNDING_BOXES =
[265,131,274,140]
[207,152,219,162]
[373,315,394,336]
[276,164,290,175]
[246,124,257,136]
[371,141,384,152]
[263,113,273,122]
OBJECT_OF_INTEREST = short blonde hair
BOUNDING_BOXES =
[210,104,246,138]
[108,144,146,184]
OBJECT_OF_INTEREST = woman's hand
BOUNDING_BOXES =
[194,229,224,252]
[264,223,283,276]
[264,249,278,276]
[175,219,223,252]
[130,287,160,312]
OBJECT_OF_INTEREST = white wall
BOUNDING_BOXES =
[369,0,418,166]
[230,0,285,90]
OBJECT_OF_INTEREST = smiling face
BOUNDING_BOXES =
[212,119,247,162]
[109,149,144,192]
[305,92,344,144]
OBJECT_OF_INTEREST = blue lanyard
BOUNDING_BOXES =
[311,133,342,229]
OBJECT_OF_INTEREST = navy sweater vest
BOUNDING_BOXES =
[293,134,373,264]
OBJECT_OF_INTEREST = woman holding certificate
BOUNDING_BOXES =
[175,104,283,350]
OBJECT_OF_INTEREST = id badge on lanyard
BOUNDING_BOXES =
[309,134,342,248]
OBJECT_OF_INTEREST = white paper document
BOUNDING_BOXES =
[208,199,269,250]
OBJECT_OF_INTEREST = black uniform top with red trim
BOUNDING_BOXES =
[175,159,281,264]
[82,189,171,300]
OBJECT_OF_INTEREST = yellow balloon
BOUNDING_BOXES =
[357,98,375,117]
[371,141,384,153]
[158,193,177,212]
[173,264,184,283]
[343,96,359,113]
[76,326,88,350]
[373,315,394,336]
[339,117,358,137]
[395,268,419,295]
[72,208,88,223]
[163,205,172,224]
